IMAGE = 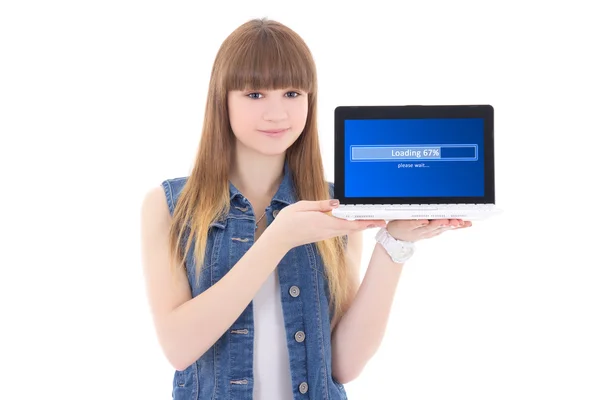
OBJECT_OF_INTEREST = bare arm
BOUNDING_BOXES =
[140,186,288,370]
[331,240,404,383]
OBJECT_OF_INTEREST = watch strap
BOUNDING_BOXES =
[375,228,415,263]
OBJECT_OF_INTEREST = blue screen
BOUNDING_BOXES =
[345,118,485,197]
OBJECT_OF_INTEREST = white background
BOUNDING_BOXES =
[1,1,599,399]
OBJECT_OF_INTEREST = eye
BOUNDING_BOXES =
[285,91,301,98]
[246,92,262,99]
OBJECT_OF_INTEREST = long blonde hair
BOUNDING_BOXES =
[167,18,349,327]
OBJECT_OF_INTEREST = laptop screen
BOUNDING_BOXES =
[344,118,485,198]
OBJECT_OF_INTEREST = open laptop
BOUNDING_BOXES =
[331,104,502,221]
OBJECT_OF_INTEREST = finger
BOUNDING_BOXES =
[453,220,473,229]
[336,218,384,232]
[365,219,387,229]
[411,219,429,230]
[421,219,449,232]
[448,219,462,228]
[294,199,340,212]
[352,219,386,231]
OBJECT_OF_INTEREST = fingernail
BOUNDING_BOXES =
[330,199,339,207]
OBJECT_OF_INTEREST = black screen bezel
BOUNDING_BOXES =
[333,104,495,204]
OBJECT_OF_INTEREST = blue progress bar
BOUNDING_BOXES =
[350,145,478,161]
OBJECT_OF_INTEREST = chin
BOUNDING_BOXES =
[252,145,290,157]
[238,136,300,157]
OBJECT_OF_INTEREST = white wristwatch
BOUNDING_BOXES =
[375,228,415,263]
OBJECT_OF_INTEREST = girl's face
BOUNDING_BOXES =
[227,88,308,156]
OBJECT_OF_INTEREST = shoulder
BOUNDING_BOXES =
[139,188,172,279]
[160,176,190,216]
[140,184,173,231]
[140,176,188,232]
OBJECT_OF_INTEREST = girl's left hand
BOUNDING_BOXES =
[386,219,472,242]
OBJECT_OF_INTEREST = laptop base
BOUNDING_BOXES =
[332,204,502,221]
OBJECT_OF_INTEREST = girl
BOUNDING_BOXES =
[140,18,470,400]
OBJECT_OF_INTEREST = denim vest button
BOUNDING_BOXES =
[294,331,305,342]
[273,209,280,218]
[299,381,308,394]
[289,285,300,297]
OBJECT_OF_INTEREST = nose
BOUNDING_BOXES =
[262,97,288,122]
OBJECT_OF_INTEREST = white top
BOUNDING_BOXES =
[252,268,293,399]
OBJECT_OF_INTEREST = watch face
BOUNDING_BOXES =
[393,245,414,261]
[377,229,415,262]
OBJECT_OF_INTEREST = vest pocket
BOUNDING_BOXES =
[172,363,199,399]
[332,377,348,398]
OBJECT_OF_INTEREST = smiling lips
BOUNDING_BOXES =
[258,128,290,135]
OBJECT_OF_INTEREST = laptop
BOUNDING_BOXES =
[331,104,502,221]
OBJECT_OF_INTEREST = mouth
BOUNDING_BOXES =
[258,128,290,136]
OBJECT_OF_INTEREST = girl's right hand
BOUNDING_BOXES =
[266,199,387,250]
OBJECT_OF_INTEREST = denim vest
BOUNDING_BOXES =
[161,162,348,400]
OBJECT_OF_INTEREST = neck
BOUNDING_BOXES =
[229,145,286,201]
